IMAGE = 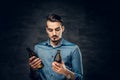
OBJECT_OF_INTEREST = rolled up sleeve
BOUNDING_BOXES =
[72,45,83,80]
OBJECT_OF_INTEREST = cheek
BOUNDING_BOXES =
[58,31,62,36]
[47,32,50,35]
[48,33,52,37]
[47,32,51,36]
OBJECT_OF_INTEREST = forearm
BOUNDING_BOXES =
[63,68,75,80]
[63,68,83,80]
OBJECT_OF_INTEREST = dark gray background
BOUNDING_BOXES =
[0,0,119,80]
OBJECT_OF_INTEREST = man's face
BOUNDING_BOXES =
[46,20,64,42]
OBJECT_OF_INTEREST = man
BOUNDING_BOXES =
[29,13,83,80]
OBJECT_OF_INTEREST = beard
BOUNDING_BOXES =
[51,35,61,43]
[51,35,58,41]
[49,35,62,46]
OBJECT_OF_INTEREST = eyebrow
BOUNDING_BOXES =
[47,26,61,29]
[55,26,60,29]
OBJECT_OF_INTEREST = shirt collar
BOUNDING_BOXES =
[45,38,64,47]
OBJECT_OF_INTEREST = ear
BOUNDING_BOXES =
[62,26,65,32]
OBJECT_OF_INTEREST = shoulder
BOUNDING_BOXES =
[62,39,79,49]
[63,39,81,55]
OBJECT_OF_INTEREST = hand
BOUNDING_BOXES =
[52,61,75,80]
[29,56,42,69]
[52,61,67,75]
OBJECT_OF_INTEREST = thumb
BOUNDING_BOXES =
[62,61,64,64]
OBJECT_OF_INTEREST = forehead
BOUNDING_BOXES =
[46,20,62,29]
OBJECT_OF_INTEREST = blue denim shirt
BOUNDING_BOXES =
[34,39,83,80]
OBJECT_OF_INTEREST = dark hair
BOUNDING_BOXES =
[46,13,63,26]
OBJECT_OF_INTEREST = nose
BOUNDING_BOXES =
[53,30,56,35]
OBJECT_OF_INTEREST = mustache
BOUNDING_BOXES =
[52,35,58,38]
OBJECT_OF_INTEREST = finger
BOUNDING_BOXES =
[29,56,37,62]
[31,58,40,64]
[29,58,42,68]
[52,66,59,72]
[52,62,58,67]
[32,60,41,67]
[30,60,41,69]
[54,62,61,68]
[52,62,59,70]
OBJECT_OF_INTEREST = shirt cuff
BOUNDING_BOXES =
[74,73,83,80]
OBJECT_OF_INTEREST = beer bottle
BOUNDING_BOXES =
[54,50,62,63]
[26,47,43,69]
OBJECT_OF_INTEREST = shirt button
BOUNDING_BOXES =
[51,74,53,77]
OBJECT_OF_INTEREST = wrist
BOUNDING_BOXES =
[63,69,71,79]
[63,68,75,80]
[62,68,68,76]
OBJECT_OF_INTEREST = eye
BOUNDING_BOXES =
[47,28,53,32]
[55,27,60,31]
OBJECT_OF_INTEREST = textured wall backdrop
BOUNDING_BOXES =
[0,0,118,80]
